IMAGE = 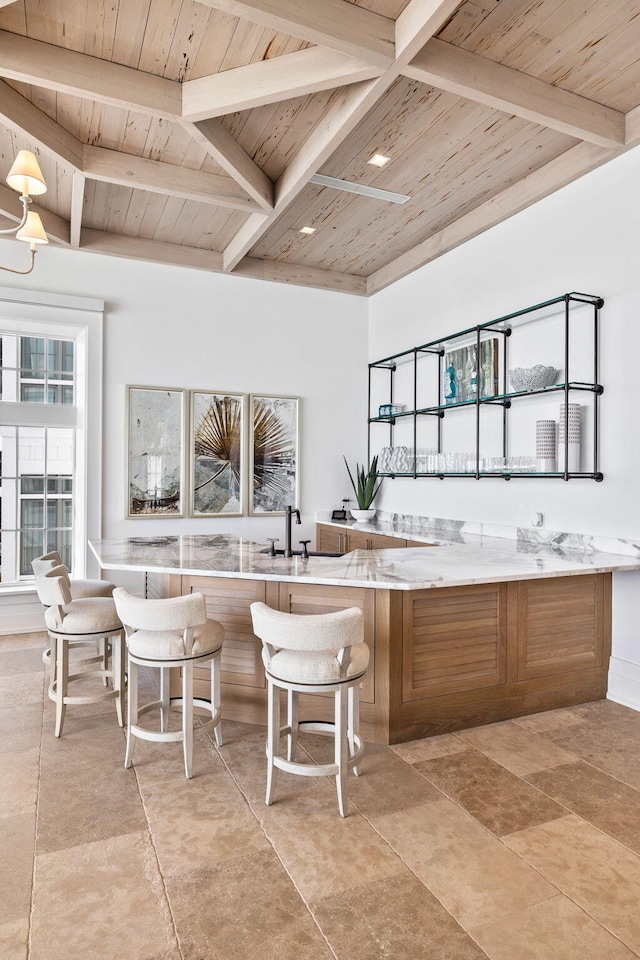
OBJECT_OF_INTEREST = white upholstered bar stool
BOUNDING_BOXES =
[32,553,116,692]
[34,567,125,737]
[250,602,369,818]
[112,589,224,779]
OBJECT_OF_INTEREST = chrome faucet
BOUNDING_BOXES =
[284,505,301,557]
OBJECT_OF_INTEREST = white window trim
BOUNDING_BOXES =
[0,284,104,602]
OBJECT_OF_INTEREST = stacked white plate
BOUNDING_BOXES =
[535,419,557,472]
[558,403,580,472]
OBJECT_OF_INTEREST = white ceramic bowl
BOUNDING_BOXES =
[508,365,557,392]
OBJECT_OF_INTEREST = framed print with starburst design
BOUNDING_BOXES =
[249,394,299,515]
[189,391,245,516]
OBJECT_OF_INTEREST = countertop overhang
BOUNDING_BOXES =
[89,532,640,591]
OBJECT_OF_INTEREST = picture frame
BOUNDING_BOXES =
[249,394,299,515]
[189,390,245,517]
[443,337,499,404]
[126,386,186,518]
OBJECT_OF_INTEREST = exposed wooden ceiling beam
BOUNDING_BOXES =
[0,30,181,121]
[0,79,83,169]
[0,1,20,6]
[82,145,264,214]
[0,182,70,245]
[181,119,274,210]
[367,141,616,294]
[404,39,625,149]
[78,229,366,294]
[182,47,382,120]
[222,0,464,272]
[193,0,395,68]
[69,172,85,248]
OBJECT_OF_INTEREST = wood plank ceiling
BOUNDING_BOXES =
[0,0,638,296]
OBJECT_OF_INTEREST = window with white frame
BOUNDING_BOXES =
[0,288,103,589]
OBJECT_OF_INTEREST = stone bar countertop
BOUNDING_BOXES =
[89,531,640,592]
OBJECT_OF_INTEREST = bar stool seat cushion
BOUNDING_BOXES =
[44,596,121,635]
[127,619,224,660]
[263,643,369,684]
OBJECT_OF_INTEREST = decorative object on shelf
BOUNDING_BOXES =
[127,386,186,518]
[190,391,244,516]
[558,403,581,472]
[378,447,393,473]
[509,365,557,392]
[444,338,499,403]
[378,403,405,417]
[389,446,413,473]
[0,150,49,276]
[535,419,557,472]
[249,394,298,516]
[344,454,382,520]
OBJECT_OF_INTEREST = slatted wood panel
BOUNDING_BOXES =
[145,571,170,600]
[402,582,507,701]
[182,574,266,687]
[278,581,376,702]
[516,574,605,681]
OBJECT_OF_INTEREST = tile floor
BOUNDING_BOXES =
[2,631,640,960]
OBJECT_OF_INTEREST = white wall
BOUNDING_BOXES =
[369,144,640,709]
[370,145,640,539]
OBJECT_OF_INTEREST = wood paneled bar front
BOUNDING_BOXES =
[88,529,633,744]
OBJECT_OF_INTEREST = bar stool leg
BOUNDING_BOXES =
[211,653,223,748]
[159,666,170,733]
[182,660,194,779]
[100,637,109,686]
[286,688,299,761]
[335,684,349,818]
[54,638,69,738]
[125,658,138,769]
[349,684,361,777]
[114,633,125,727]
[266,679,280,806]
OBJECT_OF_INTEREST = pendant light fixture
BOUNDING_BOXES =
[0,150,49,275]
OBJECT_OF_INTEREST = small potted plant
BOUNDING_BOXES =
[343,455,382,522]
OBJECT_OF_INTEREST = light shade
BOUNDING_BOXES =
[6,150,47,197]
[16,212,49,247]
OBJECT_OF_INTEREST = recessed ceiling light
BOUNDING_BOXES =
[367,153,391,167]
[299,226,316,235]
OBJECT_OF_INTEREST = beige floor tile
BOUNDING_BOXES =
[30,832,181,960]
[512,709,585,735]
[540,717,640,789]
[415,747,566,836]
[469,894,638,960]
[456,720,576,776]
[526,760,640,854]
[390,732,468,763]
[373,798,556,928]
[166,849,335,960]
[505,814,640,953]
[254,786,405,903]
[0,632,47,652]
[0,813,35,923]
[36,758,147,854]
[0,672,45,708]
[130,727,226,786]
[0,747,39,816]
[314,871,489,960]
[141,771,270,876]
[301,738,444,818]
[39,713,126,769]
[0,646,46,676]
[0,918,28,960]
[0,702,42,754]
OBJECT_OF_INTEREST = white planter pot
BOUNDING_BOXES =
[350,508,376,523]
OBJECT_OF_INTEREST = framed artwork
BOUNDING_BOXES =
[249,394,299,515]
[189,391,244,516]
[127,386,186,518]
[443,337,499,404]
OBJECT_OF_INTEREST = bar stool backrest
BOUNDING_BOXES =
[250,603,363,653]
[34,566,72,609]
[32,552,68,579]
[113,589,207,655]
